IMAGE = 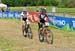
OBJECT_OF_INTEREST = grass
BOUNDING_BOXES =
[0,19,75,51]
[9,7,75,18]
[10,7,75,13]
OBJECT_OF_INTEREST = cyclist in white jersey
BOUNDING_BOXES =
[21,8,30,36]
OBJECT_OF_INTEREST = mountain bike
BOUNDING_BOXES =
[38,22,53,44]
[22,19,33,39]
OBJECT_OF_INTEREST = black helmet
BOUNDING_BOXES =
[41,7,47,14]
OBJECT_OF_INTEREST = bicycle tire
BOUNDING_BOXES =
[38,30,44,42]
[46,28,53,44]
[22,29,27,37]
[28,26,33,39]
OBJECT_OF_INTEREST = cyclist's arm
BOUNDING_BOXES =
[20,12,24,22]
[27,12,33,21]
[21,15,23,22]
[26,12,29,17]
[44,15,49,22]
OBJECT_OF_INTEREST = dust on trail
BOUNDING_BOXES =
[0,19,75,51]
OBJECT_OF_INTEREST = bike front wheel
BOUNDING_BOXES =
[45,28,53,44]
[38,30,44,42]
[28,27,33,39]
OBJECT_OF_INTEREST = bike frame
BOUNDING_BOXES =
[40,24,49,36]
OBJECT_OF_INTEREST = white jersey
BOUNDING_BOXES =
[21,12,29,18]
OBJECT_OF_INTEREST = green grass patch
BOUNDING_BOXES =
[10,7,75,13]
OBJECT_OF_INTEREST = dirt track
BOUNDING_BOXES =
[0,19,75,51]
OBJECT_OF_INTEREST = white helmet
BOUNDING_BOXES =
[23,7,27,11]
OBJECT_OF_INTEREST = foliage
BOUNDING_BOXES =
[1,0,75,8]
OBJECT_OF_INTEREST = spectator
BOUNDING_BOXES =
[6,7,10,12]
[36,7,39,12]
[1,8,5,12]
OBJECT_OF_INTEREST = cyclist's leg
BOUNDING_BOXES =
[38,23,43,31]
[22,18,27,37]
[38,23,40,29]
[22,20,25,30]
[43,20,48,34]
[39,19,45,31]
[44,21,50,34]
[26,19,30,28]
[22,18,27,29]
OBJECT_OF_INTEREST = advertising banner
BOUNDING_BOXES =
[0,12,2,18]
[0,12,21,18]
[8,12,15,18]
[14,12,21,19]
[48,15,75,31]
[0,11,75,31]
[3,12,8,18]
[69,18,75,30]
[29,12,39,22]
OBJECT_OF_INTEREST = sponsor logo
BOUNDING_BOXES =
[72,20,75,28]
[49,17,65,26]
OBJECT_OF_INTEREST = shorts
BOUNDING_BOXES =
[22,18,27,22]
[38,19,45,29]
